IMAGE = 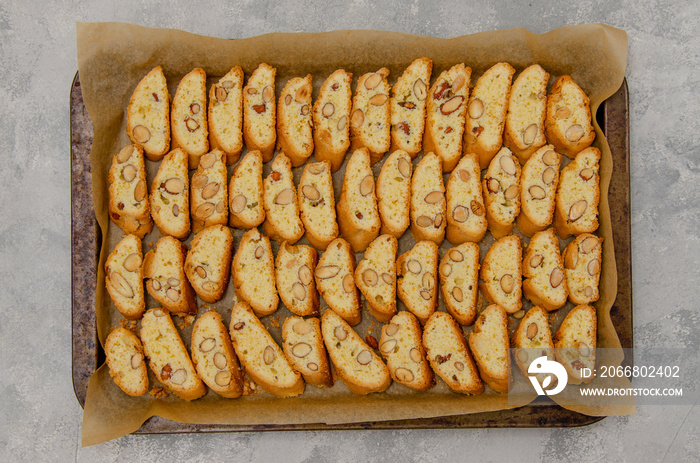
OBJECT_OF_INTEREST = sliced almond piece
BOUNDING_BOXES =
[200,152,216,169]
[433,214,443,228]
[395,367,414,382]
[170,369,187,385]
[301,105,310,116]
[513,309,525,319]
[529,254,544,268]
[285,94,292,105]
[337,115,348,131]
[468,98,484,119]
[455,361,465,371]
[230,194,247,213]
[500,274,514,294]
[587,259,601,276]
[201,182,220,200]
[542,149,558,166]
[397,157,411,178]
[315,265,340,279]
[578,342,591,357]
[581,236,599,254]
[422,272,434,290]
[195,202,215,218]
[191,102,201,114]
[172,204,179,217]
[381,272,392,285]
[153,308,165,317]
[362,269,378,287]
[441,263,452,278]
[166,288,180,302]
[342,273,355,293]
[555,107,571,119]
[369,94,388,106]
[215,371,231,387]
[322,102,335,117]
[202,281,220,292]
[247,87,258,95]
[451,74,466,93]
[151,279,162,291]
[307,362,319,371]
[504,184,518,200]
[364,73,382,90]
[351,109,364,127]
[109,273,134,298]
[293,320,311,335]
[298,265,312,286]
[568,200,588,221]
[302,184,320,201]
[583,286,594,297]
[542,167,556,185]
[420,290,431,300]
[499,155,517,176]
[529,185,546,199]
[199,338,216,353]
[440,96,464,115]
[579,168,594,181]
[486,178,500,194]
[263,345,276,365]
[356,350,372,365]
[523,123,538,146]
[449,249,463,262]
[254,246,264,259]
[215,86,228,103]
[116,145,134,163]
[122,164,136,182]
[470,200,484,216]
[385,323,399,336]
[458,169,471,182]
[132,125,151,143]
[416,215,433,227]
[123,253,141,272]
[526,322,538,340]
[566,124,585,142]
[409,347,422,363]
[163,178,185,195]
[232,321,245,330]
[274,188,295,205]
[185,118,200,132]
[452,286,463,302]
[134,180,147,202]
[452,205,469,223]
[216,201,225,213]
[295,84,311,104]
[407,259,422,274]
[334,326,347,341]
[424,191,444,204]
[380,339,396,354]
[292,282,307,301]
[360,175,374,196]
[413,78,427,101]
[262,85,274,103]
[292,342,312,358]
[130,353,142,369]
[565,247,579,270]
[550,268,564,288]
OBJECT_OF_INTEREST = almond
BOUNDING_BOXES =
[565,246,579,270]
[470,200,484,216]
[199,338,216,353]
[109,273,134,298]
[185,118,199,132]
[504,184,519,200]
[530,254,543,268]
[215,371,231,387]
[468,98,484,119]
[195,202,215,218]
[486,178,499,194]
[397,157,411,178]
[523,123,538,146]
[298,265,312,285]
[452,205,469,223]
[201,182,220,200]
[362,269,378,287]
[322,102,335,117]
[202,281,220,292]
[230,194,247,213]
[351,109,364,127]
[285,94,292,105]
[580,168,594,181]
[342,273,355,293]
[370,94,388,106]
[500,274,514,294]
[192,174,208,189]
[292,282,306,301]
[566,124,585,142]
[381,272,392,285]
[130,353,142,369]
[526,322,538,340]
[380,339,396,354]
[452,286,463,302]
[407,259,422,274]
[440,96,464,115]
[550,268,564,288]
[385,323,399,336]
[301,105,310,116]
[529,185,546,199]
[292,342,312,358]
[295,84,311,104]
[293,320,311,335]
[441,263,452,278]
[555,107,571,119]
[356,350,372,365]
[499,155,517,176]
[302,184,320,201]
[450,249,463,262]
[420,290,431,300]
[307,362,319,371]
[542,167,556,185]
[364,73,382,90]
[263,345,276,365]
[233,321,245,330]
[416,215,433,227]
[195,266,206,278]
[434,213,443,228]
[458,169,471,182]
[583,286,594,298]
[360,175,374,196]
[395,367,414,382]
[581,236,599,254]
[215,86,228,102]
[262,86,274,103]
[316,265,340,279]
[568,200,588,221]
[123,253,141,272]
[413,78,427,101]
[170,369,187,385]
[308,163,325,175]
[274,188,295,205]
[163,178,185,195]
[334,326,347,341]
[425,191,444,204]
[337,115,348,131]
[587,259,601,276]
[409,347,422,363]
[122,164,136,182]
[116,145,133,163]
[254,246,264,259]
[166,288,179,302]
[132,125,151,143]
[542,149,558,166]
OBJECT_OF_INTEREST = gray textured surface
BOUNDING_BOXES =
[1,0,698,461]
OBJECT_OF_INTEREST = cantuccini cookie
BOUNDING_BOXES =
[336,148,381,252]
[150,148,190,240]
[315,238,362,326]
[275,242,319,317]
[277,75,314,166]
[282,316,333,387]
[376,150,412,238]
[243,63,277,161]
[350,68,391,164]
[390,57,432,157]
[469,304,511,393]
[140,308,207,400]
[228,150,265,229]
[171,68,209,169]
[105,234,145,320]
[479,234,523,314]
[522,228,568,311]
[313,69,352,172]
[464,62,516,169]
[144,236,197,315]
[483,147,522,239]
[378,311,434,391]
[321,309,391,395]
[445,153,487,244]
[563,234,603,305]
[503,64,550,164]
[262,153,305,244]
[410,152,446,244]
[512,306,555,383]
[105,327,149,397]
[439,243,480,326]
[516,145,561,237]
[126,66,170,161]
[545,75,595,158]
[355,234,397,323]
[183,224,233,303]
[298,160,338,250]
[232,228,278,317]
[553,147,601,239]
[208,66,244,165]
[108,144,152,238]
[395,241,439,325]
[554,304,597,385]
[190,149,228,233]
[423,311,484,395]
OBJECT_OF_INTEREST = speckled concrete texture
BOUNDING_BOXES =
[1,1,698,461]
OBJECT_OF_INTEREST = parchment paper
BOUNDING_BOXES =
[77,22,630,447]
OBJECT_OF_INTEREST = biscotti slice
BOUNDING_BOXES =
[445,153,487,244]
[229,301,305,397]
[105,234,145,319]
[243,63,276,161]
[522,228,568,311]
[126,66,170,161]
[262,153,305,244]
[390,57,432,157]
[355,234,397,323]
[143,236,197,315]
[282,316,333,387]
[469,304,511,393]
[108,144,152,238]
[395,241,438,325]
[228,150,265,229]
[208,66,244,165]
[321,308,391,394]
[140,308,207,400]
[479,234,522,314]
[516,145,561,237]
[275,242,319,317]
[553,147,601,239]
[350,68,391,164]
[336,148,380,252]
[191,310,244,398]
[190,150,228,233]
[439,243,480,326]
[554,304,597,384]
[232,228,278,317]
[315,238,361,326]
[465,62,516,169]
[104,327,148,396]
[483,147,522,239]
[376,150,412,238]
[563,234,603,304]
[378,311,434,391]
[503,64,550,164]
[545,75,595,158]
[149,148,190,240]
[277,75,314,166]
[171,68,209,169]
[410,152,446,244]
[183,224,232,303]
[313,69,352,172]
[512,306,555,381]
[423,64,471,172]
[298,161,338,250]
[423,311,484,395]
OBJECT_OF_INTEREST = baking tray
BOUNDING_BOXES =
[71,72,631,432]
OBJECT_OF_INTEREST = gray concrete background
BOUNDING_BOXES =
[1,0,698,461]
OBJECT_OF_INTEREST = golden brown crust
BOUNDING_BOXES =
[439,242,480,326]
[445,153,487,244]
[232,228,279,317]
[554,304,597,384]
[479,234,523,314]
[553,147,601,239]
[355,235,397,323]
[149,148,191,240]
[389,57,432,157]
[395,241,438,325]
[190,150,228,233]
[376,150,412,238]
[262,153,305,244]
[108,144,153,238]
[298,160,338,250]
[378,311,434,391]
[350,68,391,164]
[243,63,277,161]
[170,68,209,169]
[275,242,320,317]
[282,317,333,388]
[208,66,244,165]
[483,147,522,239]
[183,224,232,303]
[143,236,197,315]
[315,238,362,326]
[410,152,446,244]
[516,145,561,237]
[228,150,265,229]
[105,234,145,320]
[105,327,149,396]
[313,70,353,172]
[469,304,511,393]
[522,228,568,311]
[126,66,170,161]
[277,75,314,166]
[545,75,596,158]
[563,234,603,304]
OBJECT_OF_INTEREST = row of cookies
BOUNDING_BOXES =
[125,61,595,177]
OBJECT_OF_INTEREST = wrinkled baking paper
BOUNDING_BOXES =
[77,22,630,446]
